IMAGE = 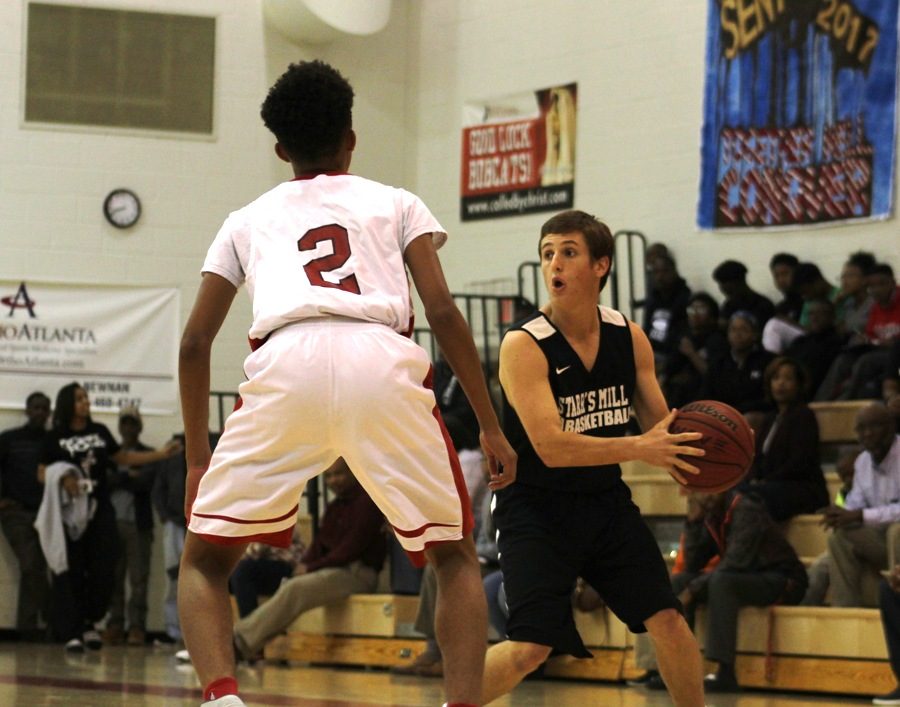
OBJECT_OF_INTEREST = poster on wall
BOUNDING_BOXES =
[460,83,577,221]
[0,281,179,414]
[697,0,899,229]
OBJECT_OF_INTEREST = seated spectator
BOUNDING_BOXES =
[876,564,900,705]
[677,490,807,693]
[740,357,829,521]
[822,402,900,607]
[662,292,728,408]
[105,407,157,647]
[702,311,776,413]
[819,264,900,400]
[643,253,691,373]
[884,339,900,404]
[636,492,806,692]
[712,259,775,332]
[834,251,876,340]
[802,446,858,606]
[228,527,306,619]
[784,299,845,396]
[177,457,386,663]
[769,252,803,322]
[0,392,51,640]
[763,262,838,354]
[761,253,804,353]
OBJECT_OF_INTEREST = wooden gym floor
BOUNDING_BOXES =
[0,641,877,706]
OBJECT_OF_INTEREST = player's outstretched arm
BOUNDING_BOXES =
[404,235,516,489]
[179,272,237,515]
[629,322,703,482]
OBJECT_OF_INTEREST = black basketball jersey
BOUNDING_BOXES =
[502,305,636,494]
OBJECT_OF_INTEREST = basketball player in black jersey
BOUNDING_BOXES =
[482,211,706,706]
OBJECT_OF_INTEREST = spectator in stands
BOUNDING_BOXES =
[663,293,728,408]
[176,458,385,664]
[740,357,829,521]
[884,340,900,404]
[643,253,691,374]
[228,527,306,619]
[761,253,804,353]
[701,311,776,413]
[819,264,900,401]
[783,299,845,397]
[0,392,51,640]
[823,402,900,607]
[802,447,858,606]
[152,432,218,645]
[793,263,840,324]
[876,563,900,705]
[644,242,670,271]
[37,382,180,652]
[769,253,802,322]
[677,490,807,692]
[835,251,876,340]
[104,407,156,647]
[712,259,775,332]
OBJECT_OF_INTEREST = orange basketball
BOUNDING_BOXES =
[669,400,755,493]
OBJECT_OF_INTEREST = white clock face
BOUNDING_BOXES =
[104,189,141,228]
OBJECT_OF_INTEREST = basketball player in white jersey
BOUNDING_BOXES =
[178,60,516,707]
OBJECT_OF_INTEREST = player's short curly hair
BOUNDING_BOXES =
[260,60,354,163]
[539,210,614,292]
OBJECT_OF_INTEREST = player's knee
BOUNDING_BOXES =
[509,641,552,674]
[425,536,478,569]
[645,607,688,639]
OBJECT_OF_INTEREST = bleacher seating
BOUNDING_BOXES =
[259,399,895,698]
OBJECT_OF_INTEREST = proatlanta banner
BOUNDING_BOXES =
[0,281,179,414]
[460,83,577,221]
[697,0,899,228]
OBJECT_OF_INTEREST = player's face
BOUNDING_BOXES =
[727,316,756,353]
[73,386,91,421]
[769,364,800,405]
[539,232,608,300]
[25,396,50,428]
[840,263,865,296]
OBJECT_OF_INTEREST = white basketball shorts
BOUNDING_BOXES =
[188,318,473,565]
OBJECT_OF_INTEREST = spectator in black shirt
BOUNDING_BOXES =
[702,311,776,413]
[38,382,180,652]
[712,260,775,332]
[644,254,692,375]
[784,299,844,396]
[0,391,51,639]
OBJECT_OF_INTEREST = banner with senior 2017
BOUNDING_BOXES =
[698,0,899,229]
[0,280,178,414]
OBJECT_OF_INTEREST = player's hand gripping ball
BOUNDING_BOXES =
[669,400,754,493]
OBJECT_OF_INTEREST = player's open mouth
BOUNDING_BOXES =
[551,276,564,291]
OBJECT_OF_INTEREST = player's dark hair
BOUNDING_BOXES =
[53,382,89,430]
[26,391,49,407]
[539,210,614,291]
[261,60,354,163]
[769,253,798,270]
[764,356,810,403]
[792,262,824,287]
[712,260,747,283]
[687,291,719,321]
[846,250,876,275]
[871,263,895,279]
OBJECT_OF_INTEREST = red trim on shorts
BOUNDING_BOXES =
[397,366,474,569]
[392,521,460,538]
[193,504,299,525]
[196,525,293,548]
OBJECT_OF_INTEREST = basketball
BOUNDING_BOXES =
[669,400,755,493]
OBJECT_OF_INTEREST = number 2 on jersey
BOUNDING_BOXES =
[297,224,360,294]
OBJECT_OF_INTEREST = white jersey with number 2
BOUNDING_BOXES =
[202,172,447,340]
